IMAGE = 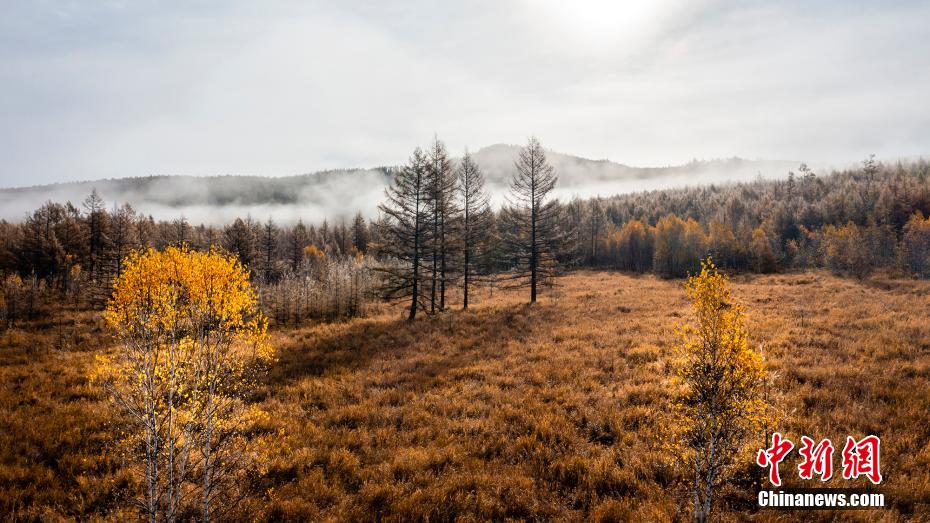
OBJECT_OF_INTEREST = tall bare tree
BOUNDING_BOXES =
[285,220,309,273]
[502,137,561,303]
[222,218,255,269]
[258,218,279,283]
[427,138,461,312]
[457,149,491,309]
[110,203,137,279]
[171,216,191,247]
[376,147,432,320]
[82,189,109,282]
[586,198,606,265]
[426,136,459,312]
[350,211,370,254]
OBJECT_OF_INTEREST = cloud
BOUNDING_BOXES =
[0,1,928,187]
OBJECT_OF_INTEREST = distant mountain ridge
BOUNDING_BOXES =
[0,145,800,224]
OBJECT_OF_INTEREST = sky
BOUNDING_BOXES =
[1,0,929,188]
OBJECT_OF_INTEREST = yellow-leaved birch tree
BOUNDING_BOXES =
[93,246,272,522]
[671,258,771,523]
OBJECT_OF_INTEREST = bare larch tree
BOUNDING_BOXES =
[426,137,458,313]
[109,203,137,279]
[82,189,109,282]
[502,137,561,303]
[258,217,279,284]
[351,211,370,254]
[457,149,491,309]
[376,147,432,320]
[285,220,309,273]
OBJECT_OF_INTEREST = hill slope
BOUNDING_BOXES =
[0,146,798,224]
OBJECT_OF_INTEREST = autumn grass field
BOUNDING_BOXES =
[2,270,930,521]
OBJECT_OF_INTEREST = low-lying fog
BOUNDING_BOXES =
[0,145,803,225]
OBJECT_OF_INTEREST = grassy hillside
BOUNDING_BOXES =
[2,271,929,521]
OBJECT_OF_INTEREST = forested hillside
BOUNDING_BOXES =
[0,145,796,223]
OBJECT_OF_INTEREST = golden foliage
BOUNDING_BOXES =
[95,245,272,520]
[901,211,930,277]
[671,258,770,520]
[104,245,270,357]
[303,243,326,264]
[821,221,872,279]
[653,214,706,277]
[750,226,777,273]
[611,219,653,272]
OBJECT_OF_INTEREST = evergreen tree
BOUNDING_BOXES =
[586,198,606,265]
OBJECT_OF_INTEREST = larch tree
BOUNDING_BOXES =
[502,137,561,303]
[750,226,776,274]
[110,203,137,280]
[258,218,279,284]
[94,246,272,522]
[135,215,155,250]
[351,211,370,254]
[457,149,492,309]
[586,198,607,265]
[653,214,707,278]
[333,219,351,256]
[671,258,770,523]
[171,216,191,247]
[376,147,432,320]
[16,204,63,281]
[426,136,459,312]
[83,189,109,283]
[223,217,255,269]
[286,220,309,273]
[616,219,653,272]
[706,220,738,270]
[901,211,930,278]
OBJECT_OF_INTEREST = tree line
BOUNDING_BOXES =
[0,190,378,326]
[2,144,930,326]
[578,156,930,279]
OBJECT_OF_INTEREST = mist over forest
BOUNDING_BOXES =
[0,144,799,225]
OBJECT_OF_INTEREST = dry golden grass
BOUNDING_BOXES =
[2,271,929,521]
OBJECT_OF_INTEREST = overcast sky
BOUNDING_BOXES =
[2,0,929,187]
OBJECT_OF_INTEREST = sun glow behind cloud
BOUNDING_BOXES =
[528,0,676,49]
